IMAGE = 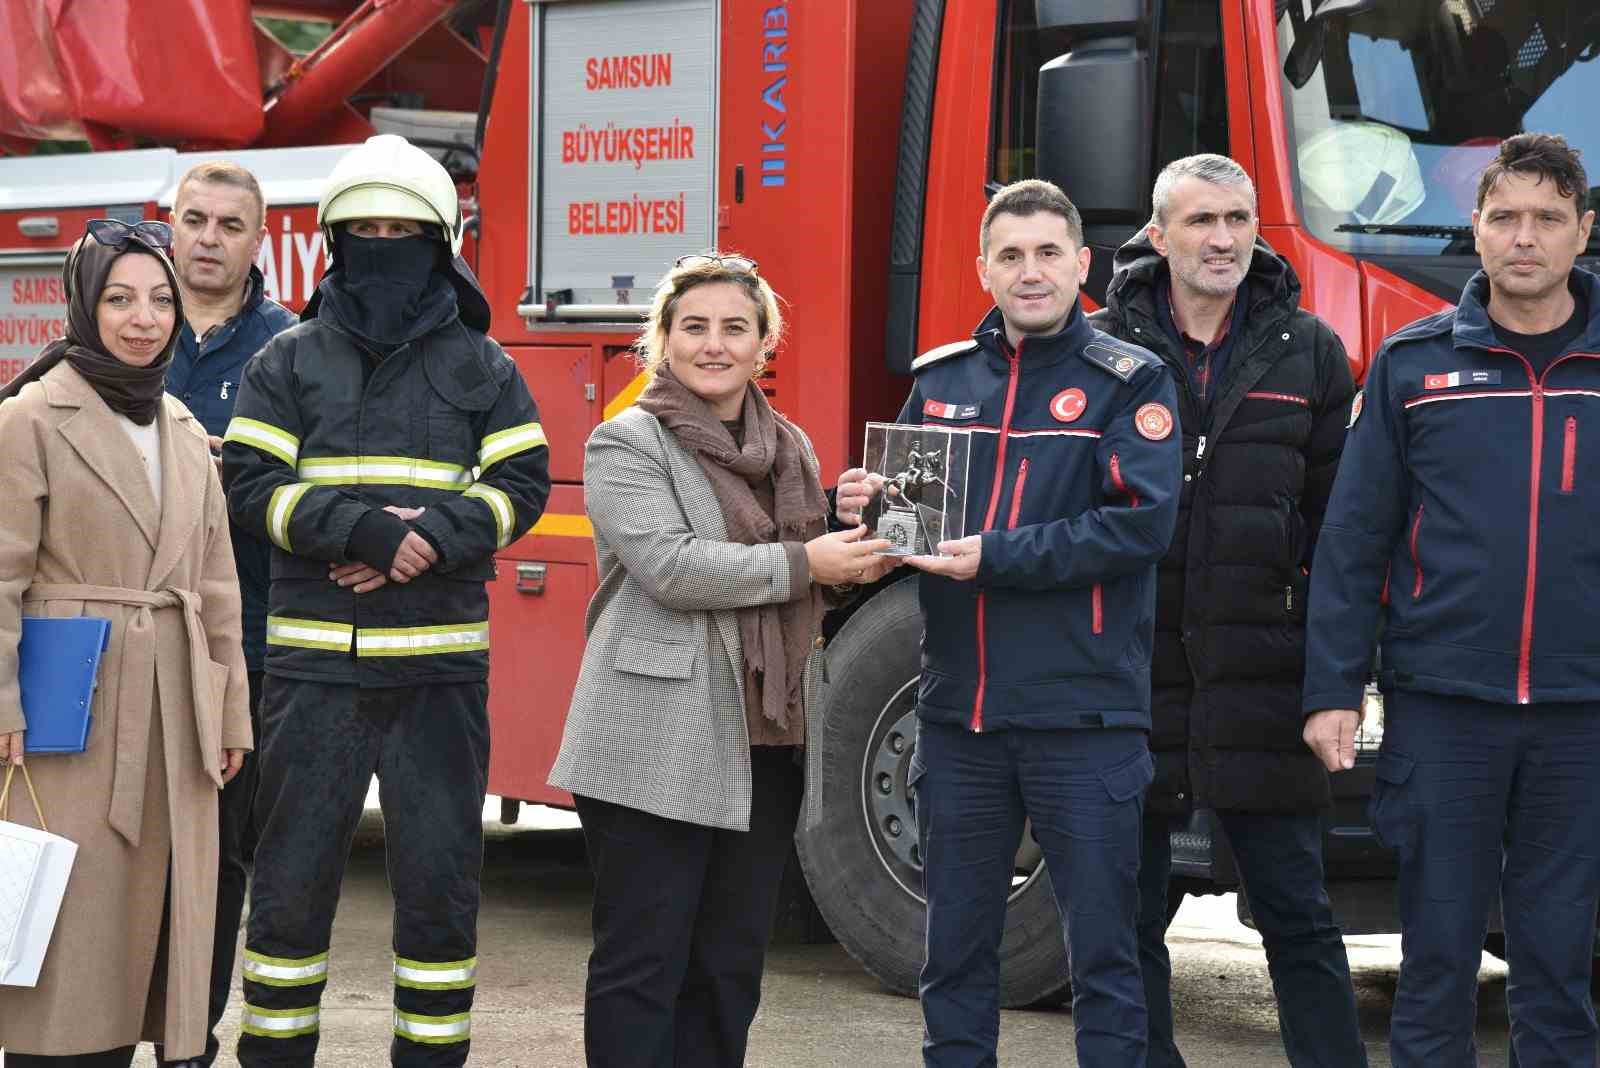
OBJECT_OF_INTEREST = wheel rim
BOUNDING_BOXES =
[859,678,1046,905]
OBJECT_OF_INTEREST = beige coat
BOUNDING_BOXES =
[0,363,250,1058]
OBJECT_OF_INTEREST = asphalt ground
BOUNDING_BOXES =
[6,798,1535,1066]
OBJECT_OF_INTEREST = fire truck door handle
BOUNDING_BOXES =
[735,164,745,203]
[515,563,547,595]
[19,216,60,238]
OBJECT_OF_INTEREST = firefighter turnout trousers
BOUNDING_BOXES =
[238,678,490,1067]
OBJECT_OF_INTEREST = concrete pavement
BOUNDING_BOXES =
[108,804,1533,1066]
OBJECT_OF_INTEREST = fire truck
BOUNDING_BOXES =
[3,0,1597,1006]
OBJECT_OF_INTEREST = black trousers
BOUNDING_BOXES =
[1138,810,1365,1068]
[575,746,804,1068]
[4,1049,137,1067]
[155,670,263,1067]
[237,678,490,1068]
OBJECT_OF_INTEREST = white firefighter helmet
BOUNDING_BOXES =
[318,134,463,255]
[1298,120,1426,226]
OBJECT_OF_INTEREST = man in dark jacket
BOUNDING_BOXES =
[1090,153,1363,1067]
[224,136,549,1068]
[1305,133,1600,1068]
[839,179,1181,1066]
[161,160,297,1068]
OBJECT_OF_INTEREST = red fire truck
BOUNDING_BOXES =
[4,0,1596,1005]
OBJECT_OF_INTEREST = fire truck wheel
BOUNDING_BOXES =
[796,578,1074,1007]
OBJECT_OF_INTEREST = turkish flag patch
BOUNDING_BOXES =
[1135,402,1174,441]
[1424,370,1501,389]
[1050,388,1086,423]
[923,399,979,420]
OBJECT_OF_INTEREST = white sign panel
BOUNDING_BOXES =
[0,261,67,387]
[537,0,717,308]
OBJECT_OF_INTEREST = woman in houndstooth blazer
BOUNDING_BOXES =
[549,255,898,1068]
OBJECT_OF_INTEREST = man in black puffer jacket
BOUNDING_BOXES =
[1090,154,1362,1068]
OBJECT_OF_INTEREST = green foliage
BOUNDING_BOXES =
[255,16,336,56]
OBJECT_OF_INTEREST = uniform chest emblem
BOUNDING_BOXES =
[1135,403,1174,441]
[1050,388,1087,423]
[1424,370,1501,389]
[923,399,980,420]
[1347,391,1364,428]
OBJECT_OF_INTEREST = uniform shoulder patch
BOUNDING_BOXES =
[911,339,980,373]
[1080,340,1157,383]
[1135,402,1174,440]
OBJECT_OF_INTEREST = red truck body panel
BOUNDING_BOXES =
[0,0,1463,811]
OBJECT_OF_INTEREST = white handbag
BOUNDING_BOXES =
[0,763,78,987]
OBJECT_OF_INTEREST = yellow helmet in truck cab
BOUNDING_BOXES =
[318,134,463,255]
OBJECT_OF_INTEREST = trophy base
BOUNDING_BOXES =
[873,509,925,556]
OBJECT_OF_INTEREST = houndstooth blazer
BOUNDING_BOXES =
[547,405,827,832]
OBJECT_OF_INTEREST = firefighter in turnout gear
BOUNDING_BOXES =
[222,135,550,1067]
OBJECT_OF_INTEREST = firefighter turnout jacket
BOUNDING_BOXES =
[1305,268,1600,712]
[901,302,1182,732]
[223,316,550,686]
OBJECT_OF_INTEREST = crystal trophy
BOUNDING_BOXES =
[861,422,972,556]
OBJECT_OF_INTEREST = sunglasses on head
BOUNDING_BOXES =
[674,253,759,275]
[86,218,173,252]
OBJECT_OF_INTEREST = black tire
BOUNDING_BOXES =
[796,578,1074,1007]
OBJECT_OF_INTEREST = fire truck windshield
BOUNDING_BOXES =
[1278,0,1600,258]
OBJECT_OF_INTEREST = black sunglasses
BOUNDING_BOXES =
[86,218,173,252]
[674,253,759,275]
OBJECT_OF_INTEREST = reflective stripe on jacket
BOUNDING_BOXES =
[222,316,550,685]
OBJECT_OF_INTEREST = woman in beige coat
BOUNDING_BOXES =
[0,222,251,1066]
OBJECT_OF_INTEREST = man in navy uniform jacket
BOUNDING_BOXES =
[161,160,296,1068]
[1304,133,1600,1067]
[839,179,1181,1067]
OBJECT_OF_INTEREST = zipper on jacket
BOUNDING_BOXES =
[1562,416,1577,494]
[1095,452,1143,638]
[1006,458,1030,529]
[971,340,1024,732]
[1108,452,1141,507]
[1491,347,1600,704]
[1409,503,1425,599]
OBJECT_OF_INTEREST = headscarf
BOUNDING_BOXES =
[0,230,183,424]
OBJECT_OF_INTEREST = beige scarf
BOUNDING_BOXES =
[637,365,828,729]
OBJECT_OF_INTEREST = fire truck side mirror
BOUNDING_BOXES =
[1281,0,1378,90]
[1035,36,1151,229]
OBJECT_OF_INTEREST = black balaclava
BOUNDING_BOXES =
[316,226,458,353]
[0,232,182,424]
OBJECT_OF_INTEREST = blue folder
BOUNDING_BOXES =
[18,616,111,753]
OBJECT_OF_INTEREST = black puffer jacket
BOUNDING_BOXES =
[1090,234,1354,814]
